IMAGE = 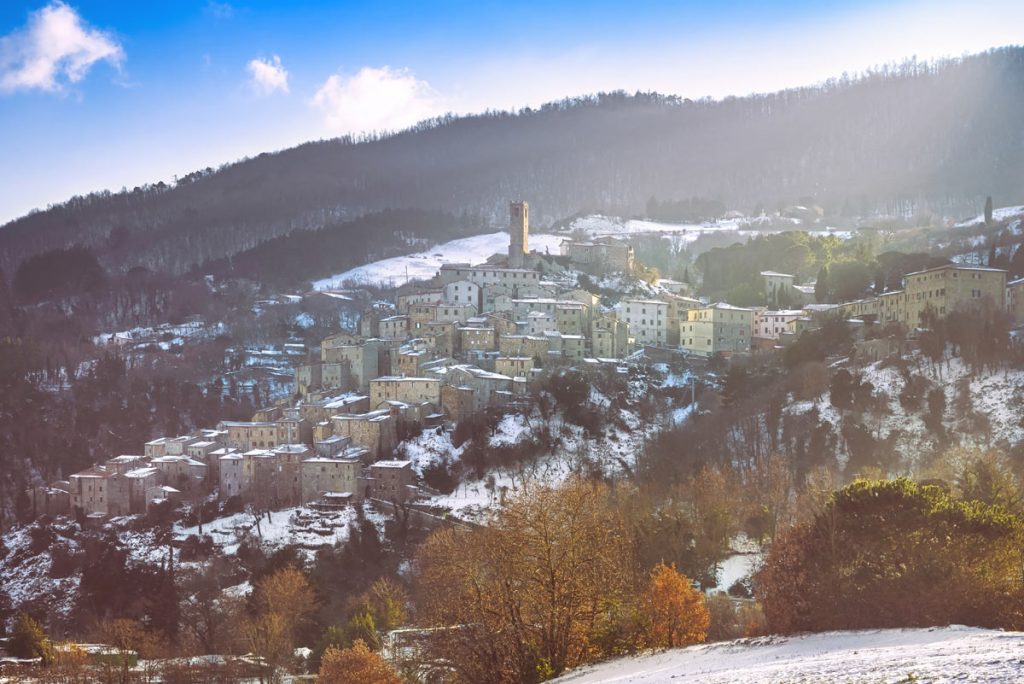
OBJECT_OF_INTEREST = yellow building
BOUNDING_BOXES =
[901,265,1006,327]
[663,293,703,346]
[681,303,756,357]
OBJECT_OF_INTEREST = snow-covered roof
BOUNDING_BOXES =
[617,298,669,306]
[272,444,310,454]
[904,264,1007,277]
[371,460,412,469]
[70,466,115,478]
[760,270,794,278]
[321,393,368,409]
[303,457,360,464]
[108,455,145,464]
[706,302,755,311]
[372,376,440,383]
[124,467,159,479]
[151,455,207,466]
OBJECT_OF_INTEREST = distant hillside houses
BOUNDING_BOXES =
[31,201,1024,526]
[295,204,1024,429]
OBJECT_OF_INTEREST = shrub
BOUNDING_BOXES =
[756,478,1024,633]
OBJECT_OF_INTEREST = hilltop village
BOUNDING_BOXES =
[27,200,1024,521]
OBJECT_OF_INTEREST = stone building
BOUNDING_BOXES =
[220,421,279,451]
[443,280,482,310]
[560,236,634,273]
[331,411,398,459]
[365,460,415,502]
[591,315,629,359]
[459,326,496,352]
[369,377,442,408]
[379,315,411,341]
[69,466,129,517]
[321,339,385,391]
[509,200,529,269]
[301,457,362,503]
[440,384,476,423]
[495,356,534,379]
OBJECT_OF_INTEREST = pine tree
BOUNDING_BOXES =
[985,196,994,225]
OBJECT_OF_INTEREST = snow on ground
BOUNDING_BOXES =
[423,454,575,524]
[955,205,1024,229]
[554,626,1024,683]
[569,215,751,238]
[671,404,696,426]
[969,368,1024,446]
[490,413,535,447]
[785,354,1024,473]
[715,553,760,593]
[175,505,386,555]
[313,231,566,289]
[565,215,852,245]
[399,427,465,475]
[0,526,80,622]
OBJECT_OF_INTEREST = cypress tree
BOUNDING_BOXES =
[814,265,830,304]
[984,196,994,225]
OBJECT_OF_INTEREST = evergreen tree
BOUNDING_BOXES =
[814,265,830,304]
[985,195,994,225]
[10,613,52,663]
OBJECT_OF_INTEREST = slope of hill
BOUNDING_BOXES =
[312,231,567,289]
[2,48,1022,276]
[554,626,1024,683]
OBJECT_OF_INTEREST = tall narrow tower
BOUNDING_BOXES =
[509,200,529,268]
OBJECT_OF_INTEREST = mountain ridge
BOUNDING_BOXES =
[1,47,1022,276]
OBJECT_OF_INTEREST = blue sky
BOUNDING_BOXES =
[1,0,1022,225]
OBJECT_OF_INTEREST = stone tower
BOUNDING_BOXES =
[509,200,529,268]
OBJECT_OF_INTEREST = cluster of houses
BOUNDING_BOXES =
[296,204,1024,425]
[27,406,417,521]
[32,200,1024,523]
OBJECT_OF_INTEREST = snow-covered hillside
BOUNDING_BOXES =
[955,205,1024,229]
[313,231,566,289]
[787,354,1024,472]
[555,626,1024,683]
[174,505,386,555]
[400,399,657,524]
[565,215,852,244]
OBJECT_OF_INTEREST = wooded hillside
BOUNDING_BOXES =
[1,48,1022,276]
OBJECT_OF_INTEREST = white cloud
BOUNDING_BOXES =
[205,1,234,20]
[246,55,289,96]
[0,1,124,94]
[310,66,442,135]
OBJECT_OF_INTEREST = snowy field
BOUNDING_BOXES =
[566,215,852,243]
[175,505,386,555]
[313,231,566,289]
[554,626,1024,683]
